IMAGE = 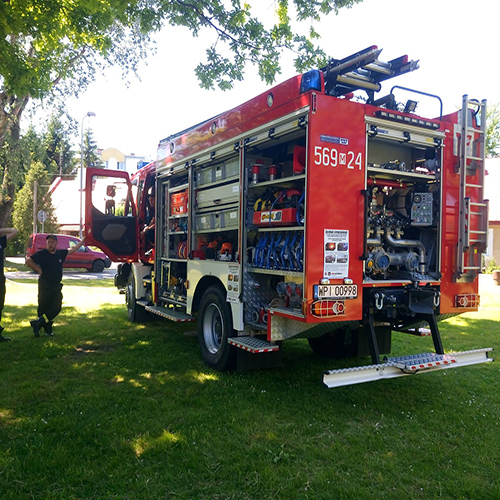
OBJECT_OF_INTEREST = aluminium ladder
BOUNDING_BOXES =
[456,95,489,281]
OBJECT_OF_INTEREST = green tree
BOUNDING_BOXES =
[22,125,47,168]
[12,161,58,250]
[81,128,102,169]
[0,0,361,224]
[44,112,78,176]
[0,115,76,206]
[486,103,500,157]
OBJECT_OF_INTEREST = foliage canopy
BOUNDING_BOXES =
[0,0,361,225]
[1,0,360,103]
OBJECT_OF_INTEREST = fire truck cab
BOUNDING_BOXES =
[85,46,493,387]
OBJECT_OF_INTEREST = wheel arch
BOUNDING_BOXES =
[191,275,225,314]
[130,261,153,299]
[191,275,243,331]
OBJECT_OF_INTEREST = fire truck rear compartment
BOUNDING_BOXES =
[364,127,441,282]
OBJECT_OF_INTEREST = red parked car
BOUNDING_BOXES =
[26,233,111,273]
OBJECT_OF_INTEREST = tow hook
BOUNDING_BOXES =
[374,292,384,310]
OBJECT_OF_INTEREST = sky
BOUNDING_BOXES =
[35,0,500,161]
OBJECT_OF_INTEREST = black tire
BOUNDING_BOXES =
[198,285,236,371]
[92,259,105,273]
[126,273,146,322]
[307,328,358,359]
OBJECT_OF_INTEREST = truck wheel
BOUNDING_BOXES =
[92,259,105,273]
[126,274,146,322]
[198,285,236,371]
[307,328,358,358]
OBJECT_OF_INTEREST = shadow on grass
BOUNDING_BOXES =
[0,302,499,499]
[1,301,497,407]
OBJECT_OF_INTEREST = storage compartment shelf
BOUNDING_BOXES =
[196,158,240,188]
[169,183,189,194]
[367,167,436,181]
[196,181,240,209]
[194,206,239,232]
[248,174,305,189]
[248,266,303,277]
[248,225,304,233]
[193,228,238,234]
[362,279,440,286]
[196,175,239,190]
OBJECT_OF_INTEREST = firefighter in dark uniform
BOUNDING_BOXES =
[25,234,85,337]
[0,227,18,341]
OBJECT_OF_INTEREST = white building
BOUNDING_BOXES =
[99,148,152,175]
[485,158,500,265]
[49,176,81,234]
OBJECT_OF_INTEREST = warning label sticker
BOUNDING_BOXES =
[324,229,349,278]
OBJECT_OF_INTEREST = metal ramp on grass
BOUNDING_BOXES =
[323,348,493,388]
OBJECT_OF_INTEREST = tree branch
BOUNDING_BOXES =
[173,0,262,51]
[51,46,87,87]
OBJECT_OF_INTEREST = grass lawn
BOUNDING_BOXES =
[0,277,499,499]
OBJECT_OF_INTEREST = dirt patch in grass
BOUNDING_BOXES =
[70,343,117,357]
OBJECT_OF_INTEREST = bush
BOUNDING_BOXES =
[485,258,500,274]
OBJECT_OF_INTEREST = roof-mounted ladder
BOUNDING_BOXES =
[456,95,489,281]
[322,45,419,100]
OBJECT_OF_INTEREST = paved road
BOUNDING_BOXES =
[6,256,500,292]
[6,257,117,281]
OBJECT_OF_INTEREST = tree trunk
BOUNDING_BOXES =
[0,120,21,227]
[0,95,28,227]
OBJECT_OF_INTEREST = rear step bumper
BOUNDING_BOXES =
[323,348,494,388]
[228,336,279,353]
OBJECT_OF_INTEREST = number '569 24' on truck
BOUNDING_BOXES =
[85,45,493,388]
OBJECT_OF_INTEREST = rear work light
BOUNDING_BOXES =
[311,300,346,318]
[300,70,322,94]
[455,294,480,308]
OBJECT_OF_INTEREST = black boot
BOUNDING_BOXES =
[0,326,10,341]
[31,316,46,338]
[44,321,53,337]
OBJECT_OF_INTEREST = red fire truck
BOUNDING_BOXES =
[85,46,493,387]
